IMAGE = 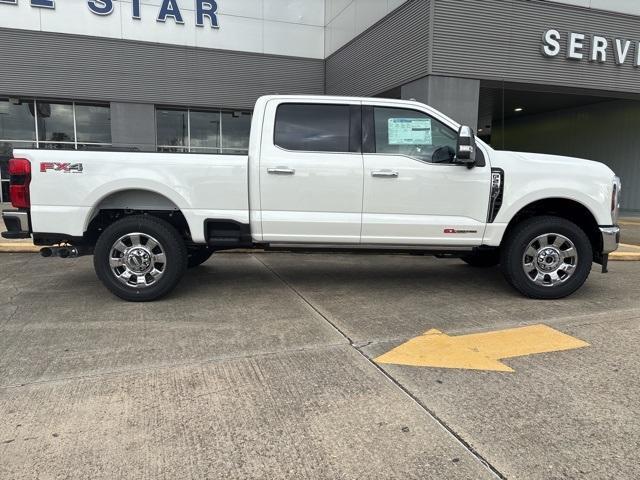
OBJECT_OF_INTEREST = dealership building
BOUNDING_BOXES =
[1,0,639,211]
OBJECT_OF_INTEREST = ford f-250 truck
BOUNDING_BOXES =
[2,95,621,301]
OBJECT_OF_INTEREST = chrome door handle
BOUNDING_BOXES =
[371,170,399,178]
[267,167,295,175]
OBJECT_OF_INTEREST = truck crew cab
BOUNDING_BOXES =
[2,95,621,301]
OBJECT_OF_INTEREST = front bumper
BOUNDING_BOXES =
[600,226,620,254]
[1,209,31,239]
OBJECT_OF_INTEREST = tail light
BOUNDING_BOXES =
[8,158,31,209]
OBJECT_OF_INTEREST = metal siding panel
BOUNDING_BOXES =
[0,28,324,109]
[325,0,431,96]
[432,0,640,96]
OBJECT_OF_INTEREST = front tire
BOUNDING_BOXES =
[94,215,187,302]
[500,216,592,299]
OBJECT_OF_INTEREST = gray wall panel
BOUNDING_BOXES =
[0,29,324,110]
[402,76,480,129]
[110,103,157,152]
[326,0,640,98]
[432,0,640,97]
[325,0,431,97]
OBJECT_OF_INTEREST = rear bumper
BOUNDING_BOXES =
[1,209,31,239]
[600,226,620,254]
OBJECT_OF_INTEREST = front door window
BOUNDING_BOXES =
[373,107,458,163]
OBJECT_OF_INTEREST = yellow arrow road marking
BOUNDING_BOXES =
[375,324,589,372]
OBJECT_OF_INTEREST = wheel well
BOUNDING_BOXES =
[84,190,191,246]
[85,209,191,246]
[503,198,601,257]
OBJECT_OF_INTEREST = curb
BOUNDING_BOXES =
[612,243,640,261]
[0,242,41,253]
[610,252,640,261]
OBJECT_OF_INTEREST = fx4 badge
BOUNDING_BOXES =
[40,162,84,173]
[444,228,478,234]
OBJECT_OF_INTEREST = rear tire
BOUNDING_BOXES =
[94,215,187,302]
[461,250,500,268]
[500,215,592,299]
[187,247,213,268]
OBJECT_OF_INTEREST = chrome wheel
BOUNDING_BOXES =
[109,233,166,288]
[522,233,578,287]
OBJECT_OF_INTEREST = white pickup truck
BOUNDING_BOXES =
[2,95,621,301]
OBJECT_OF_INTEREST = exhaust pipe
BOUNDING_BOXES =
[40,246,82,258]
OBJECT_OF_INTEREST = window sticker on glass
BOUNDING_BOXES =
[388,118,432,145]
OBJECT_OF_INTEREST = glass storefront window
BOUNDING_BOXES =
[190,110,220,151]
[37,102,75,143]
[0,97,112,202]
[156,109,188,148]
[156,107,251,154]
[0,99,36,141]
[76,104,111,144]
[221,111,251,153]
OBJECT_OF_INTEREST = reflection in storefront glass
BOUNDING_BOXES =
[37,102,75,143]
[190,110,220,151]
[0,99,36,141]
[156,109,188,148]
[221,111,251,152]
[76,104,111,144]
[156,108,252,154]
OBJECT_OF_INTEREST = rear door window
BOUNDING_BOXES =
[274,104,352,153]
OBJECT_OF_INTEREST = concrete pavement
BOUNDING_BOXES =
[365,312,640,479]
[0,253,495,480]
[620,217,640,247]
[1,252,640,478]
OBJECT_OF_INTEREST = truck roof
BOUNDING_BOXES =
[256,94,429,109]
[254,94,463,132]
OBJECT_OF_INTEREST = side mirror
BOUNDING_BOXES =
[455,125,477,168]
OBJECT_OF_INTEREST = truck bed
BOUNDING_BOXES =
[15,149,249,243]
